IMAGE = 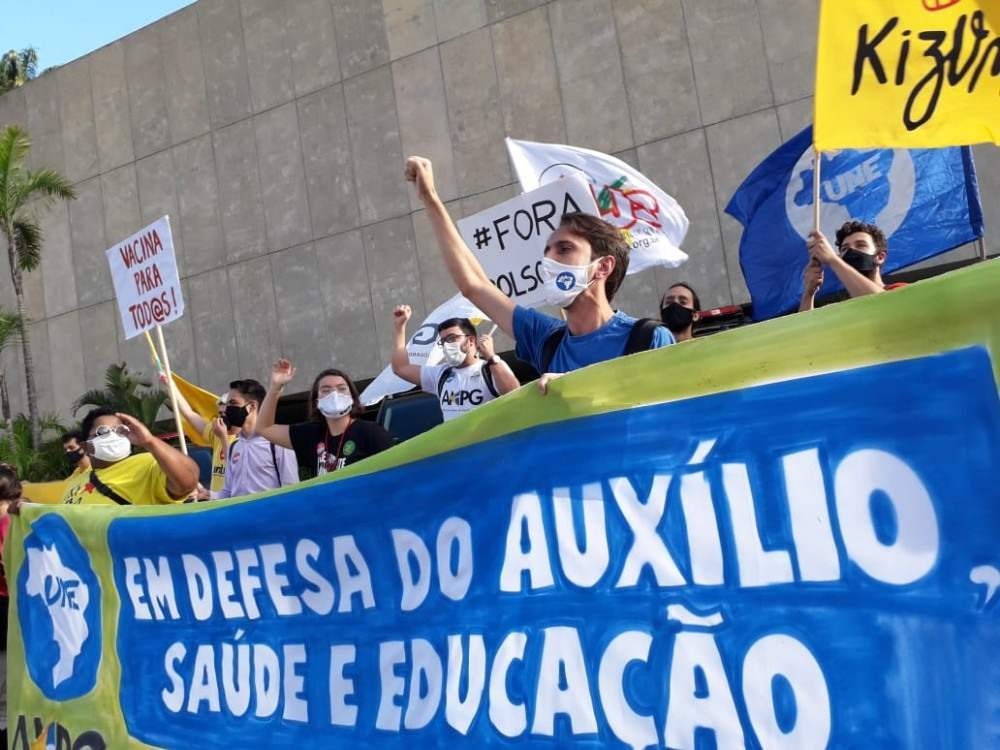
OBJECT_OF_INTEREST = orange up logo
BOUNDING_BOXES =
[922,0,962,11]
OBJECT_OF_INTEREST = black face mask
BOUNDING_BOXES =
[841,249,878,274]
[65,449,84,466]
[224,404,249,428]
[660,303,695,333]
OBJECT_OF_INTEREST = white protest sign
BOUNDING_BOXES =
[105,216,185,339]
[456,174,599,309]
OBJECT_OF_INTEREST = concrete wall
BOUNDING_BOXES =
[0,0,997,419]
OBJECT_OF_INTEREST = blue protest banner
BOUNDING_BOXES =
[725,126,984,320]
[7,260,1000,748]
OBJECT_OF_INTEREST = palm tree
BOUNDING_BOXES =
[74,362,167,429]
[0,125,75,445]
[0,308,22,423]
[0,48,38,92]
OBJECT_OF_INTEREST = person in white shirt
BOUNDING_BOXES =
[391,305,520,422]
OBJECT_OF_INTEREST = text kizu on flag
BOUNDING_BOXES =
[506,138,689,272]
[814,0,1000,149]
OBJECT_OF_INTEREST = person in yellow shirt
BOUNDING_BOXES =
[61,407,199,506]
[162,378,238,499]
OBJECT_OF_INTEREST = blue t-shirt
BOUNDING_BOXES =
[513,306,674,374]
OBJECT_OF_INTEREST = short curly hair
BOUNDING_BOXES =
[836,220,887,255]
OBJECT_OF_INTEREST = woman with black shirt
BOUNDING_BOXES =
[256,359,394,477]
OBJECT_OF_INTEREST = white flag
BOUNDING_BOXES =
[360,294,489,406]
[506,138,689,272]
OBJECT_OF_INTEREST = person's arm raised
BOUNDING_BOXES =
[478,333,520,394]
[405,156,515,335]
[117,413,199,500]
[808,231,883,299]
[798,258,824,312]
[391,305,422,385]
[160,374,208,435]
[255,359,294,450]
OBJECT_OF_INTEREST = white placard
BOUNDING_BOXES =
[456,175,599,309]
[105,216,185,339]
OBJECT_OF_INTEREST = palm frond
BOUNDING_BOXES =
[13,217,41,271]
[0,309,21,349]
[74,363,165,428]
[16,168,76,205]
[0,125,30,190]
[73,389,116,414]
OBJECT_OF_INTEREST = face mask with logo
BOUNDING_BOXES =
[660,303,695,333]
[224,404,249,428]
[89,433,132,463]
[442,339,468,367]
[841,248,878,274]
[540,257,597,308]
[317,391,354,418]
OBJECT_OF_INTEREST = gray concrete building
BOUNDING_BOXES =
[0,0,997,420]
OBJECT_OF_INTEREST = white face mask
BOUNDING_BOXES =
[540,257,597,308]
[317,391,354,418]
[89,433,132,463]
[442,340,468,367]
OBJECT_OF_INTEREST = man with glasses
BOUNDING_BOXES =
[799,220,905,312]
[391,305,520,421]
[61,407,199,505]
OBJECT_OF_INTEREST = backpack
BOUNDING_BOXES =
[538,317,665,373]
[436,361,501,399]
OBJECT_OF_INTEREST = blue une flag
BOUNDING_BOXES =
[725,126,984,320]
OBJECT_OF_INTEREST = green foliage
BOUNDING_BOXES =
[0,48,37,93]
[73,362,167,428]
[0,412,68,481]
[0,123,76,447]
[0,309,20,349]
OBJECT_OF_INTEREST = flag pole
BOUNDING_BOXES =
[812,146,822,232]
[976,237,988,262]
[144,330,164,376]
[154,325,188,455]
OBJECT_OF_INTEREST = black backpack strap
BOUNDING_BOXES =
[88,470,132,506]
[539,326,568,373]
[270,441,280,485]
[436,367,454,398]
[481,360,500,398]
[624,317,666,355]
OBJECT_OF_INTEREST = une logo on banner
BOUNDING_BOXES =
[105,215,185,339]
[17,514,102,701]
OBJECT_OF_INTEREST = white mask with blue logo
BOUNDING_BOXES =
[540,257,598,308]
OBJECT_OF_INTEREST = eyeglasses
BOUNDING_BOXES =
[437,334,469,346]
[91,424,130,439]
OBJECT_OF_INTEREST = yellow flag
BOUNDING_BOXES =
[815,0,1000,149]
[172,373,222,447]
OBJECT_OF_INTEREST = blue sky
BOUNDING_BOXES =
[2,1,195,69]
